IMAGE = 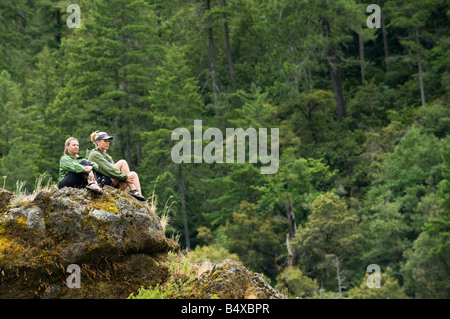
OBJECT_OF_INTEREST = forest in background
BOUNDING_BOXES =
[0,0,449,298]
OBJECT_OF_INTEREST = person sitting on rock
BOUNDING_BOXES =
[58,137,103,194]
[87,131,145,201]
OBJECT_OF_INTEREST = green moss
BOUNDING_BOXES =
[0,187,181,299]
[0,226,27,265]
[89,197,119,213]
[0,216,64,298]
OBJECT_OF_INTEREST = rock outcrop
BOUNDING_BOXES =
[0,186,178,298]
[188,259,285,299]
[0,186,284,299]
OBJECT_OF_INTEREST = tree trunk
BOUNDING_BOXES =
[329,61,347,121]
[415,28,426,106]
[321,17,347,121]
[381,14,390,71]
[206,0,219,111]
[136,144,142,166]
[286,194,298,267]
[125,132,132,165]
[179,166,191,251]
[358,33,366,86]
[122,67,132,165]
[221,0,235,89]
[357,0,365,86]
[335,257,342,296]
[418,56,426,106]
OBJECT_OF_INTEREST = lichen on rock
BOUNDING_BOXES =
[0,186,178,298]
[187,259,285,299]
[0,186,285,300]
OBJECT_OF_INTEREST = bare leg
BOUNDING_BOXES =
[112,160,142,194]
[87,171,96,183]
[86,171,103,193]
[115,159,131,174]
[129,171,141,194]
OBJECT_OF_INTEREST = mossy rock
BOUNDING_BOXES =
[0,187,179,298]
[187,259,285,299]
[0,187,284,300]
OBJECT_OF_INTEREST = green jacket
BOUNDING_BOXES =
[58,153,99,183]
[86,148,128,181]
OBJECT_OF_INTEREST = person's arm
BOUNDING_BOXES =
[89,161,99,171]
[60,154,85,174]
[88,150,128,181]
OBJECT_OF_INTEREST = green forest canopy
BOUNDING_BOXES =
[0,0,449,298]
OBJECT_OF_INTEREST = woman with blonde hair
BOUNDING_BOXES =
[58,137,103,194]
[87,131,145,201]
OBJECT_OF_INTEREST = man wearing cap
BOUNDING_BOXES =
[87,131,145,201]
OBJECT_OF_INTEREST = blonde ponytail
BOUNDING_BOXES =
[91,131,100,146]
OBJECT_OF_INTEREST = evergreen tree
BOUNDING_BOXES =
[292,192,363,291]
[402,143,450,297]
[386,0,445,106]
[0,0,449,298]
[223,201,285,280]
[141,44,205,250]
[0,70,45,190]
[0,0,32,82]
[53,0,161,163]
[253,0,366,121]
